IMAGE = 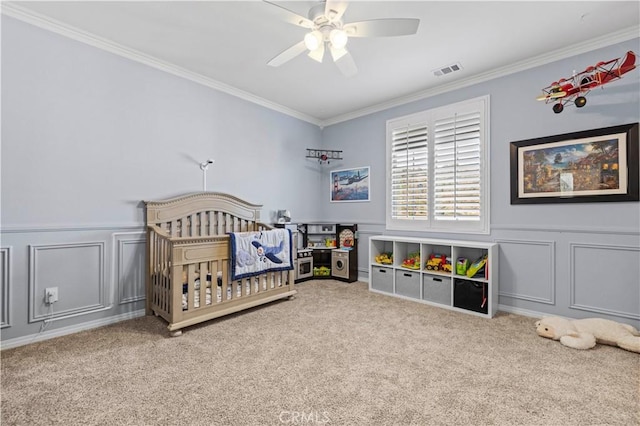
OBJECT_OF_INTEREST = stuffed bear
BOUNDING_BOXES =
[535,316,640,353]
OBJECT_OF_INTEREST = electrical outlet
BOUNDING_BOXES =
[45,287,58,304]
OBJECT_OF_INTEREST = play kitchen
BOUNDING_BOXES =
[296,223,358,282]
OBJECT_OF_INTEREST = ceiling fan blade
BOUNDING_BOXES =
[267,41,307,67]
[343,18,420,37]
[331,47,357,77]
[329,45,347,62]
[325,1,348,22]
[308,43,325,63]
[263,1,314,29]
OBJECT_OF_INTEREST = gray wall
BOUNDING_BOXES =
[2,15,639,346]
[321,39,640,328]
[0,16,323,344]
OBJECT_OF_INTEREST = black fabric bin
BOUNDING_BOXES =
[453,279,488,314]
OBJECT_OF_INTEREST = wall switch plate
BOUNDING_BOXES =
[45,287,58,304]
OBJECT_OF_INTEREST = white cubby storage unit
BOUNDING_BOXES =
[369,236,499,318]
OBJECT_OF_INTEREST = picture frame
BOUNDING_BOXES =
[330,166,370,202]
[510,123,639,204]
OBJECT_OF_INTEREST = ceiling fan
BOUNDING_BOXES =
[264,0,420,77]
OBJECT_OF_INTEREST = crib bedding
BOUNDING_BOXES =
[181,271,221,310]
[230,228,293,280]
[181,271,286,310]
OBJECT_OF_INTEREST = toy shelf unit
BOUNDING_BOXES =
[369,236,498,318]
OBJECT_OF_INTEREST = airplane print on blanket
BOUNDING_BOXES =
[230,229,293,280]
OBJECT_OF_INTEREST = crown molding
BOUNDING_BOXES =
[1,2,323,127]
[320,25,640,127]
[3,2,637,129]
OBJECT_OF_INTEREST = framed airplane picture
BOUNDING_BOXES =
[330,166,370,202]
[510,123,639,204]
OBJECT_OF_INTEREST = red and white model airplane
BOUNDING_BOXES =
[537,50,637,113]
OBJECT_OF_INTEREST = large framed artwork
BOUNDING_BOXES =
[510,123,639,204]
[330,166,370,202]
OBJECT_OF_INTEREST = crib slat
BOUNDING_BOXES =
[210,260,222,305]
[222,276,230,302]
[207,211,214,236]
[159,237,165,311]
[216,211,223,235]
[193,213,200,236]
[159,237,166,312]
[200,212,207,236]
[241,278,247,297]
[200,261,208,307]
[187,264,196,311]
[155,236,160,311]
[225,213,231,233]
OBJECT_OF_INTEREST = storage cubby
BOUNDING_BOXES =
[453,279,488,314]
[422,275,452,305]
[452,246,488,280]
[394,241,420,269]
[395,269,421,299]
[421,243,452,275]
[369,236,498,318]
[371,239,394,266]
[371,265,393,293]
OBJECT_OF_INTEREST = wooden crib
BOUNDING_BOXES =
[145,192,297,336]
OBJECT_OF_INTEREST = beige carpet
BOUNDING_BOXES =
[2,280,639,425]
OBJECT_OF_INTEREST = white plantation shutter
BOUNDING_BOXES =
[391,122,429,220]
[386,96,489,234]
[433,112,481,221]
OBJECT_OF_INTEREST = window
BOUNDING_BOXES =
[386,96,489,234]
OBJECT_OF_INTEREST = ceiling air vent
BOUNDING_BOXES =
[433,62,463,77]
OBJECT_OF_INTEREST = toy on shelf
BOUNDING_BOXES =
[401,252,420,270]
[456,257,470,275]
[374,252,393,265]
[425,254,452,272]
[466,254,487,278]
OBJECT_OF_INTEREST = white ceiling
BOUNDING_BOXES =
[4,1,639,126]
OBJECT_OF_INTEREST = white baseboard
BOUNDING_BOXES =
[0,309,146,350]
[497,304,549,319]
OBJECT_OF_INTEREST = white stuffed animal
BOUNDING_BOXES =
[535,316,640,353]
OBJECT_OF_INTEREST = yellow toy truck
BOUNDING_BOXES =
[425,254,452,273]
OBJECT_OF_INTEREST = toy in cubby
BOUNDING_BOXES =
[425,254,452,272]
[456,258,469,275]
[374,252,393,265]
[465,254,487,278]
[401,251,420,270]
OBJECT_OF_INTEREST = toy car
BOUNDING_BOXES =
[425,254,452,272]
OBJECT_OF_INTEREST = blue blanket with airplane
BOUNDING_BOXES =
[230,229,293,281]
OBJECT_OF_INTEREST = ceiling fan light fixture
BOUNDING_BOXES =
[329,28,348,49]
[304,30,323,51]
[308,44,325,63]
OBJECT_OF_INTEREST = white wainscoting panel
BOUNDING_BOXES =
[1,247,11,328]
[496,239,556,304]
[29,241,106,322]
[113,232,146,304]
[570,243,640,320]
